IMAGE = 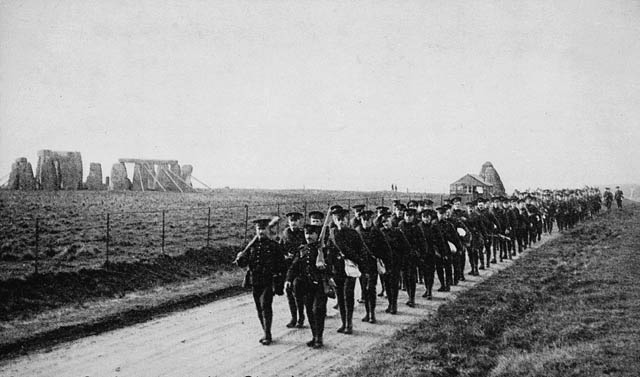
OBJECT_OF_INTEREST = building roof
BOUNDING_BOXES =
[451,173,493,187]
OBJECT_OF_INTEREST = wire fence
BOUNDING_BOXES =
[0,193,456,279]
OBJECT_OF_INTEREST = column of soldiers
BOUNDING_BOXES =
[235,188,602,348]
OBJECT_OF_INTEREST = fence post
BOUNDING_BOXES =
[365,197,369,209]
[34,218,39,275]
[206,207,211,248]
[243,204,249,244]
[106,213,110,264]
[382,197,384,207]
[276,202,280,235]
[347,198,351,211]
[303,201,307,222]
[162,210,166,255]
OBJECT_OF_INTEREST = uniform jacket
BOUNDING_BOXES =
[356,226,392,273]
[286,242,332,286]
[236,237,286,287]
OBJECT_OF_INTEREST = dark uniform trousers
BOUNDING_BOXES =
[422,254,436,293]
[252,284,274,339]
[384,269,401,311]
[359,272,378,317]
[403,256,418,303]
[286,280,305,325]
[298,280,328,341]
[334,276,356,327]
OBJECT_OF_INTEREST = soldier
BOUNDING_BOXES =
[442,205,465,285]
[325,207,366,334]
[477,198,497,268]
[350,204,366,229]
[280,212,306,328]
[433,206,454,290]
[379,212,410,312]
[234,219,286,345]
[418,209,439,297]
[390,202,406,228]
[503,197,517,259]
[464,200,484,276]
[398,208,425,307]
[356,210,392,323]
[489,196,507,262]
[308,211,325,226]
[615,186,624,209]
[603,188,613,211]
[285,224,336,349]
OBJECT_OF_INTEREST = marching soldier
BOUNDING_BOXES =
[325,207,366,334]
[356,210,392,323]
[615,186,624,209]
[350,204,366,229]
[280,212,307,328]
[235,219,286,345]
[433,206,454,290]
[418,209,439,297]
[603,187,613,211]
[442,205,465,285]
[379,212,410,312]
[308,211,325,226]
[285,224,336,349]
[398,208,425,307]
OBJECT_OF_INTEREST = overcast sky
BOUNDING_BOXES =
[1,0,639,193]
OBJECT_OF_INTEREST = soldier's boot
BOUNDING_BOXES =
[313,337,324,349]
[307,338,316,347]
[361,302,370,322]
[345,318,353,334]
[337,321,346,333]
[369,296,377,323]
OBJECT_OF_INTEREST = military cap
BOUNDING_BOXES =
[376,205,389,213]
[443,204,452,210]
[451,197,462,204]
[416,200,425,206]
[404,208,417,216]
[308,211,324,220]
[252,218,272,228]
[379,211,393,220]
[605,187,610,190]
[392,199,402,206]
[351,204,366,211]
[435,206,447,214]
[285,212,303,220]
[330,205,344,214]
[303,224,321,234]
[491,196,501,202]
[360,210,375,220]
[424,199,434,206]
[407,200,418,208]
[396,203,407,210]
[421,209,437,218]
[443,198,452,205]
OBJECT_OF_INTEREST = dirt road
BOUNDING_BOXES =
[0,235,555,377]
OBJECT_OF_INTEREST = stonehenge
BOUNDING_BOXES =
[5,151,195,192]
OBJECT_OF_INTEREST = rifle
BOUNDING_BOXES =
[315,207,332,269]
[234,216,281,264]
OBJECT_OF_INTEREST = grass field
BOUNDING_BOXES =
[341,201,639,377]
[0,188,438,279]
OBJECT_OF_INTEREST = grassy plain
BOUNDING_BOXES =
[342,201,640,377]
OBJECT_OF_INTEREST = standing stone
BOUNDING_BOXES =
[104,176,110,188]
[58,152,83,190]
[36,150,59,190]
[86,163,105,190]
[181,165,193,188]
[479,161,506,196]
[7,158,36,190]
[109,163,131,190]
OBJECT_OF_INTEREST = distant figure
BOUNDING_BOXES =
[603,188,613,210]
[614,186,624,209]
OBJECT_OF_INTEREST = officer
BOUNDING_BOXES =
[280,212,306,328]
[325,207,366,334]
[379,212,411,313]
[356,210,392,323]
[234,219,286,345]
[285,224,336,349]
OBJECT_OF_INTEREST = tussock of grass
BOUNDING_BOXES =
[343,204,640,377]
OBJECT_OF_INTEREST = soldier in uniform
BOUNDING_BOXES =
[356,210,392,323]
[433,206,455,290]
[308,211,325,226]
[603,188,613,211]
[379,212,411,313]
[285,224,336,349]
[325,207,366,334]
[235,219,286,345]
[418,209,439,297]
[489,196,507,262]
[280,212,307,328]
[615,186,624,209]
[398,208,425,307]
[442,205,465,285]
[477,198,497,268]
[350,204,366,229]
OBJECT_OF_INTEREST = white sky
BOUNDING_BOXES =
[1,0,639,193]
